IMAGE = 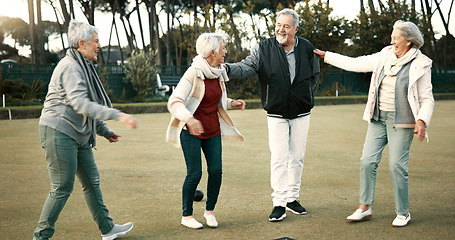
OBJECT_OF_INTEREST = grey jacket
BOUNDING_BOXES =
[39,54,120,146]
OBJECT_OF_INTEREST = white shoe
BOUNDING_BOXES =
[347,207,372,222]
[181,217,203,229]
[204,211,218,228]
[101,222,133,240]
[392,213,411,227]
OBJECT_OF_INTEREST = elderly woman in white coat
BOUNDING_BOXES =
[167,33,245,229]
[314,20,434,227]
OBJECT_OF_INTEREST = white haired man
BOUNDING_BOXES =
[225,8,320,222]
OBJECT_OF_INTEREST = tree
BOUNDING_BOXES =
[143,0,163,64]
[78,0,96,24]
[45,0,67,50]
[347,0,431,57]
[0,16,62,63]
[134,0,147,50]
[0,17,30,48]
[295,0,352,94]
[58,0,72,29]
[99,0,131,65]
[296,0,349,53]
[36,0,46,63]
[432,0,454,70]
[435,34,455,69]
[27,0,38,64]
[0,44,19,61]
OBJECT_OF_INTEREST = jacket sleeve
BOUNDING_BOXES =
[96,119,115,138]
[311,54,321,89]
[167,76,194,122]
[60,62,120,121]
[324,50,382,73]
[416,65,434,126]
[226,44,260,79]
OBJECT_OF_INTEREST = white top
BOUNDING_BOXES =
[378,75,396,111]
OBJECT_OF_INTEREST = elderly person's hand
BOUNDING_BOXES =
[118,113,137,129]
[231,100,246,111]
[187,117,204,136]
[107,133,121,143]
[313,49,326,58]
[414,119,427,141]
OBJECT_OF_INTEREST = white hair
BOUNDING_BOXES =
[195,33,226,58]
[393,20,424,48]
[277,8,299,29]
[68,19,98,49]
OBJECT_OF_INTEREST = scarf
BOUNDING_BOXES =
[191,55,229,82]
[67,48,113,146]
[383,47,419,76]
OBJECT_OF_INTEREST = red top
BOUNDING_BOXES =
[192,77,222,139]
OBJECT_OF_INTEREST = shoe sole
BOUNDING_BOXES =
[347,214,372,222]
[102,223,134,240]
[181,223,203,229]
[269,213,286,222]
[286,207,307,215]
[392,220,410,227]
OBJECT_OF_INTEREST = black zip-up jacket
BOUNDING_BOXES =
[226,36,320,119]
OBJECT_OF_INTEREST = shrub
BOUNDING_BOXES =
[0,78,45,105]
[123,48,157,99]
[98,66,114,99]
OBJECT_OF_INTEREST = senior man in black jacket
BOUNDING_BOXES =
[225,8,320,222]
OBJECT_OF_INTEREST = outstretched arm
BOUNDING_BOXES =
[226,44,260,79]
[313,48,381,73]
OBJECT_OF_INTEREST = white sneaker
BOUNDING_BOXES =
[204,211,218,228]
[181,217,203,229]
[392,213,411,227]
[347,207,372,222]
[101,222,133,240]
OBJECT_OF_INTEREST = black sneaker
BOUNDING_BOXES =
[269,206,286,222]
[286,200,307,215]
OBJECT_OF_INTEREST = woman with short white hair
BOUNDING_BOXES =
[314,20,434,227]
[167,33,246,229]
[33,19,136,239]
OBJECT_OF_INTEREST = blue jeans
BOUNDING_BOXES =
[180,130,222,216]
[34,126,114,239]
[359,111,414,215]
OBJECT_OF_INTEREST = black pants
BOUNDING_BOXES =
[180,130,222,216]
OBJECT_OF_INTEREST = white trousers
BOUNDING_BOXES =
[267,115,310,207]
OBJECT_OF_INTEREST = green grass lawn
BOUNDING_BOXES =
[1,101,454,240]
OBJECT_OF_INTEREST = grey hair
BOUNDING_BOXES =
[196,33,226,58]
[393,20,424,48]
[277,8,299,28]
[68,19,98,49]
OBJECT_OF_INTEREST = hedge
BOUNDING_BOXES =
[1,93,454,120]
